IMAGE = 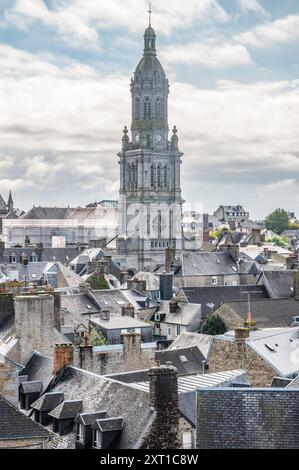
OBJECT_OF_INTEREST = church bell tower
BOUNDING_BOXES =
[118,12,184,269]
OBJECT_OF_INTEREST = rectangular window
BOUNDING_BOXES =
[94,430,101,448]
[176,325,181,336]
[212,276,218,285]
[77,424,84,443]
[183,431,193,449]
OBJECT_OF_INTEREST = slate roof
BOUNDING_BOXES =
[31,392,64,412]
[0,396,51,440]
[48,400,82,420]
[168,332,213,359]
[20,352,53,393]
[20,207,69,220]
[180,285,268,318]
[75,411,107,426]
[271,377,292,388]
[90,315,151,330]
[94,417,123,432]
[1,247,80,264]
[179,391,196,427]
[258,270,295,298]
[216,298,299,329]
[158,301,201,327]
[286,376,299,388]
[20,381,43,394]
[180,252,257,276]
[47,366,153,449]
[155,346,206,375]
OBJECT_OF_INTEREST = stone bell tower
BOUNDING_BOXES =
[117,13,184,270]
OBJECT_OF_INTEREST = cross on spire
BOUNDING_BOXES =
[148,2,152,26]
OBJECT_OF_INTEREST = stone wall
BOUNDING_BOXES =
[75,339,156,375]
[0,439,49,449]
[197,389,299,449]
[0,356,18,405]
[208,338,276,387]
[14,294,56,364]
[0,293,14,325]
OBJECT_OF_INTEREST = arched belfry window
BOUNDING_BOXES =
[144,97,151,119]
[157,165,162,189]
[135,97,140,119]
[155,97,161,118]
[164,165,168,188]
[150,165,155,188]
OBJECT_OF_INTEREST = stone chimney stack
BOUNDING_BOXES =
[143,365,180,449]
[0,241,5,258]
[165,247,175,273]
[120,270,130,285]
[234,327,250,344]
[36,242,44,261]
[121,304,135,318]
[159,273,173,301]
[15,294,56,364]
[127,279,147,294]
[294,271,299,301]
[53,343,74,375]
[227,244,240,263]
[79,283,91,294]
[121,332,142,358]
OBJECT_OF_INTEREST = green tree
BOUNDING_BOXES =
[201,314,226,336]
[87,274,109,290]
[89,328,107,346]
[264,209,290,235]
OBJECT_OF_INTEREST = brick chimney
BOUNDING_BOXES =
[144,365,180,449]
[53,343,74,375]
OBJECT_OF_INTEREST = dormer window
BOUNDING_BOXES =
[11,254,17,263]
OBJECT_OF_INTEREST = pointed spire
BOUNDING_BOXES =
[7,190,13,212]
[148,2,152,27]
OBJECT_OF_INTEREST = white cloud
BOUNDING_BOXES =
[236,14,299,48]
[2,0,230,47]
[161,42,252,68]
[265,179,297,190]
[236,0,270,18]
[0,43,299,215]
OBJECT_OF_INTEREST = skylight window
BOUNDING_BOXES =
[179,355,188,363]
[265,344,276,352]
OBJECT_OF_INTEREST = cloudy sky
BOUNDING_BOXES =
[0,0,299,219]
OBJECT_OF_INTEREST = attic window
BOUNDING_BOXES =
[207,303,215,309]
[179,355,188,363]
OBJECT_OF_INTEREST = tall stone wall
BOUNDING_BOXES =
[14,294,56,364]
[197,389,299,449]
[75,344,156,376]
[208,338,276,387]
[0,356,18,405]
[0,293,14,325]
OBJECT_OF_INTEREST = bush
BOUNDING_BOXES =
[89,328,107,346]
[88,274,109,290]
[201,314,226,336]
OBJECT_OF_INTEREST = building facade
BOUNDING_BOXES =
[117,21,184,270]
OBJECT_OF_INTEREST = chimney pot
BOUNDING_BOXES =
[53,343,74,375]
